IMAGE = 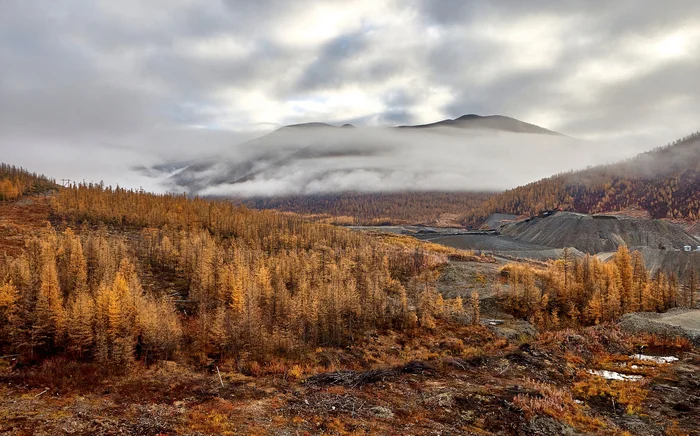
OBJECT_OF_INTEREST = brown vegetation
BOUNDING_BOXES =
[239,191,493,226]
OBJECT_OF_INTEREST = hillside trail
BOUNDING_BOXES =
[0,195,53,257]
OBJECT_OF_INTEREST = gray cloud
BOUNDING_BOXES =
[1,0,699,192]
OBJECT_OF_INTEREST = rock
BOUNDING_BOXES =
[426,392,454,408]
[526,416,585,435]
[369,406,394,419]
[489,319,538,341]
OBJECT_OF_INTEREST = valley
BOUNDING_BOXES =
[3,128,700,435]
[0,165,699,434]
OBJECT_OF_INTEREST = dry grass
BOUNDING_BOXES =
[513,379,607,432]
[0,196,52,256]
[374,232,496,262]
[573,373,650,415]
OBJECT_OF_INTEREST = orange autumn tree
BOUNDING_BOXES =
[0,180,465,367]
[501,245,681,329]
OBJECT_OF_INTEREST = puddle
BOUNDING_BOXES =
[482,319,503,326]
[587,369,643,381]
[629,354,679,364]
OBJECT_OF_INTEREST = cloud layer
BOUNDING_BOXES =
[1,1,699,191]
[164,126,648,197]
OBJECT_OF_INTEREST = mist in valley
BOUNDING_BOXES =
[156,125,656,197]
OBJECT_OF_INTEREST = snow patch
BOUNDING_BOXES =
[630,354,679,364]
[587,370,643,381]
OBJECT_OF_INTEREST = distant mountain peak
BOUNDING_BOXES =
[284,122,336,129]
[399,114,562,135]
[455,114,483,121]
[274,114,561,135]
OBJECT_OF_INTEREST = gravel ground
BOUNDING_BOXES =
[619,309,700,345]
[501,212,699,254]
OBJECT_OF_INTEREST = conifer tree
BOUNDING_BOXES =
[0,281,19,348]
[33,259,66,353]
[631,250,647,310]
[614,245,633,311]
[685,269,698,308]
[66,290,95,358]
[470,291,480,325]
[66,229,88,294]
[136,296,182,362]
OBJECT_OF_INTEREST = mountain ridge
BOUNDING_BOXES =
[397,114,562,135]
[277,113,562,135]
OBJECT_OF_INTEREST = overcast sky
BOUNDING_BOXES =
[2,0,699,189]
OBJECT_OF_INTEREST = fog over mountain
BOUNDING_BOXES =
[157,116,648,197]
[3,1,700,194]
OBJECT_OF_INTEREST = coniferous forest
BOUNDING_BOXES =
[0,175,467,368]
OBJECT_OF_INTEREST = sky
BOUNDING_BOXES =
[2,0,700,192]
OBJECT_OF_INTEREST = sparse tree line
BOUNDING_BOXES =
[0,184,468,367]
[501,246,697,330]
[0,164,56,201]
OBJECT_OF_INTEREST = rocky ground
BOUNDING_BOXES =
[499,212,699,255]
[1,320,698,435]
[620,309,700,346]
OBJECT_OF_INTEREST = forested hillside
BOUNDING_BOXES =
[0,163,56,201]
[0,181,470,367]
[462,132,700,227]
[239,191,492,226]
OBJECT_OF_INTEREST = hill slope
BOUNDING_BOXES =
[463,131,700,226]
[0,163,56,200]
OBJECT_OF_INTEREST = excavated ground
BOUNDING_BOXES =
[500,212,699,254]
[423,212,700,266]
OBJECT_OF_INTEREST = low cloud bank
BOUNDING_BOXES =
[160,126,648,197]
